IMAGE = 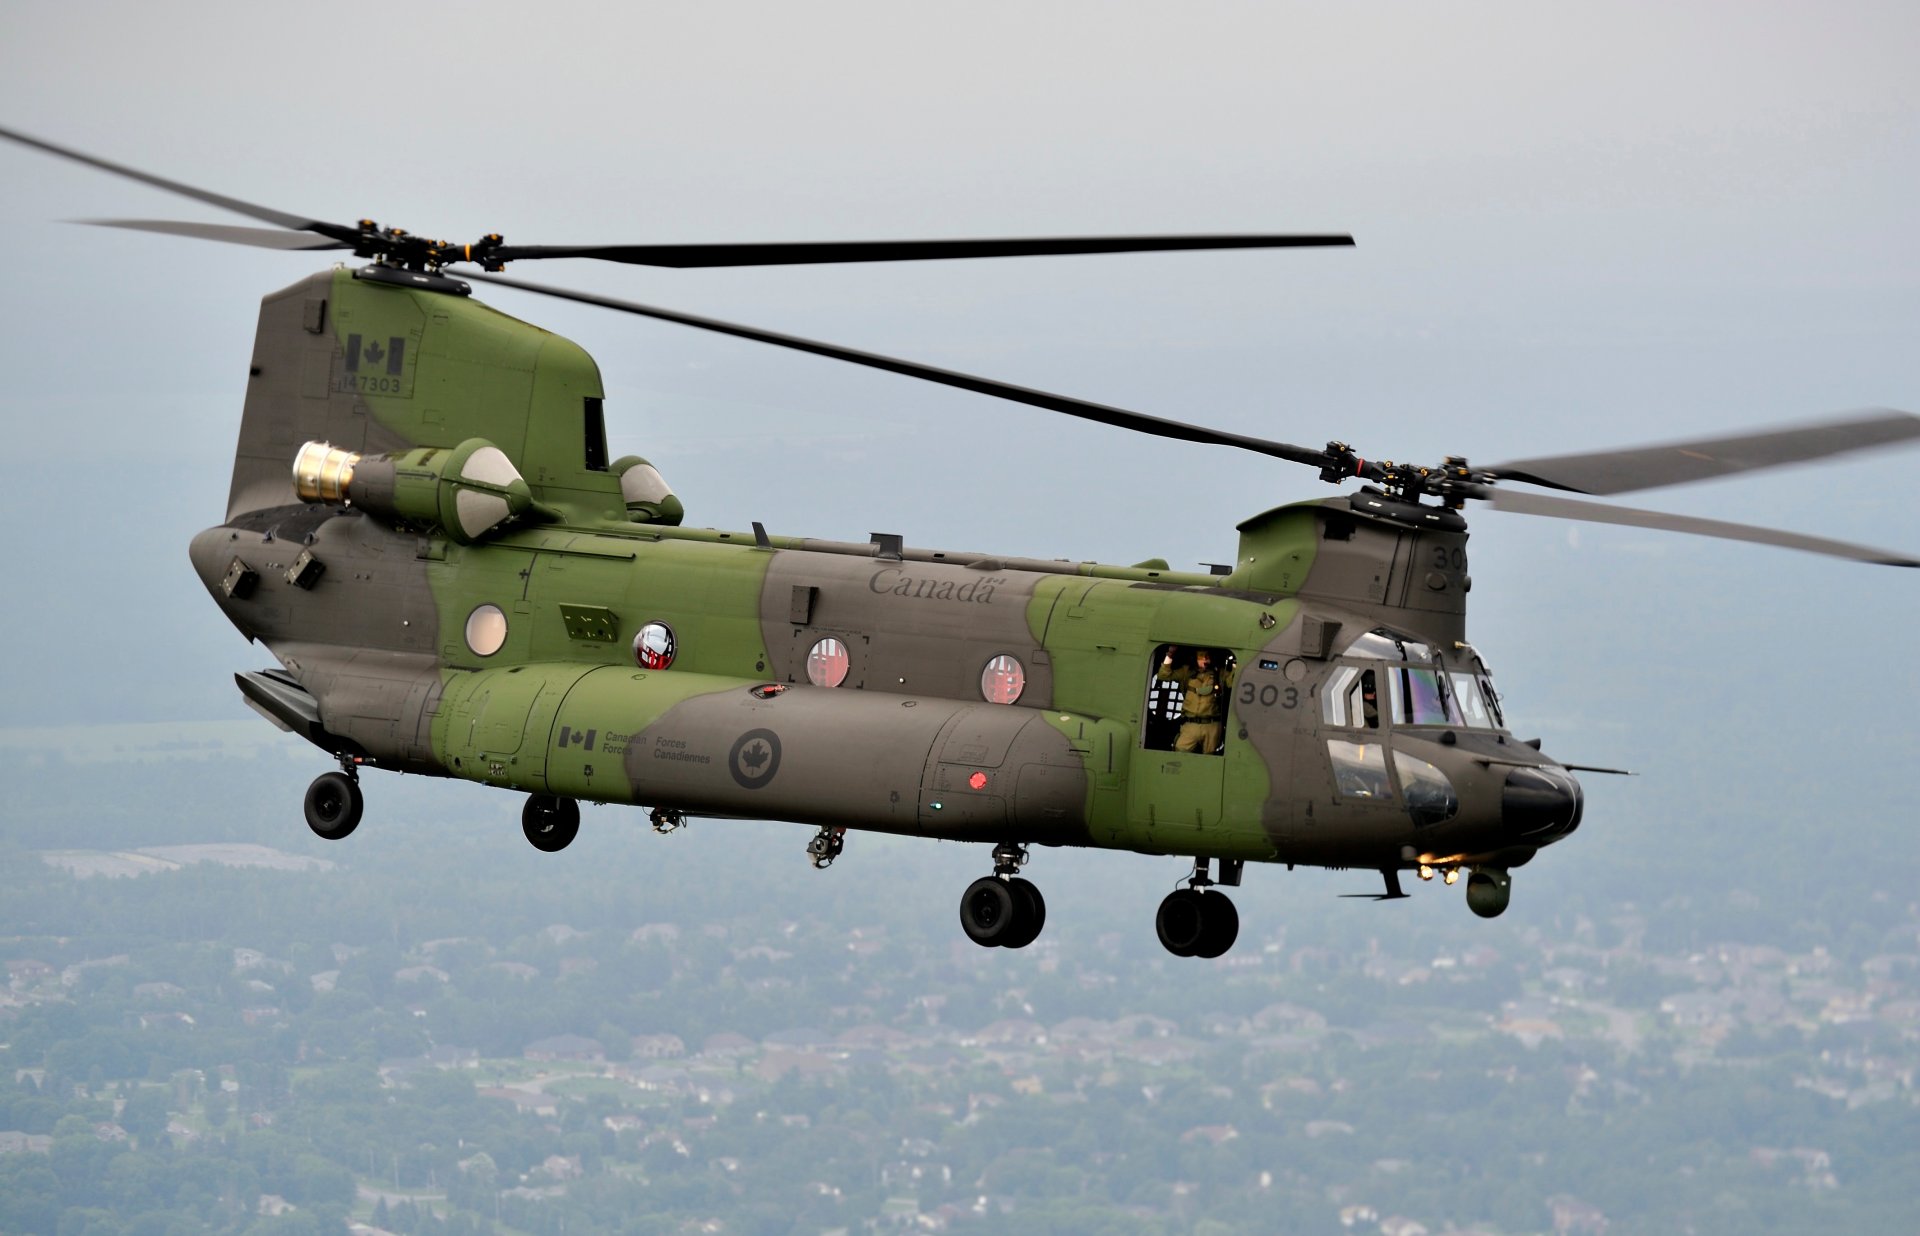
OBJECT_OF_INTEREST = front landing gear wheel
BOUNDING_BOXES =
[1001,877,1047,950]
[1156,888,1238,958]
[522,795,581,852]
[960,877,1018,946]
[1195,893,1238,958]
[958,876,1048,949]
[303,771,362,840]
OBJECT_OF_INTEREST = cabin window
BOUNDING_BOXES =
[1327,740,1392,800]
[980,654,1026,704]
[1327,629,1504,732]
[584,397,609,472]
[633,622,677,670]
[1450,672,1494,728]
[464,605,508,657]
[807,638,851,688]
[1394,751,1459,825]
[1394,666,1463,726]
[1144,644,1236,754]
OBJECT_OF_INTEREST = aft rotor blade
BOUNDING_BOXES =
[1485,409,1920,496]
[82,218,348,251]
[0,124,347,239]
[492,233,1354,268]
[1488,488,1920,567]
[462,271,1333,467]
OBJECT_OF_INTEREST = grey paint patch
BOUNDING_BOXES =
[757,550,1055,707]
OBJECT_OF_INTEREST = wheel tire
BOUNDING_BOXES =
[1155,888,1208,957]
[303,771,363,840]
[959,876,1018,947]
[1193,892,1239,959]
[1000,877,1048,949]
[1466,870,1511,919]
[522,795,581,853]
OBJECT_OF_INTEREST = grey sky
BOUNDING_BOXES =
[0,3,1915,869]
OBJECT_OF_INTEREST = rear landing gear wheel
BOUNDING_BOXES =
[1156,887,1238,957]
[303,771,362,840]
[522,794,581,852]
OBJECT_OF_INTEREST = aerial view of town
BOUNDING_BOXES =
[2,747,1915,1235]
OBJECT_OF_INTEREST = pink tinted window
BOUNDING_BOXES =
[633,622,677,670]
[807,637,850,687]
[980,654,1025,704]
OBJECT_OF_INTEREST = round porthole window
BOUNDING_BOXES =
[807,637,850,687]
[633,622,677,670]
[980,654,1025,704]
[464,604,508,657]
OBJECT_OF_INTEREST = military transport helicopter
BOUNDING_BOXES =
[6,125,1917,960]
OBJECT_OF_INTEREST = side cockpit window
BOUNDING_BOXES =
[1323,665,1381,730]
[1144,644,1236,754]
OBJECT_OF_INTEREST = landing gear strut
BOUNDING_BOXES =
[958,842,1046,950]
[806,826,846,869]
[1155,857,1241,958]
[522,794,581,852]
[649,806,686,834]
[303,762,363,840]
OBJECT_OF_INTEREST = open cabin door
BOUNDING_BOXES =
[1127,642,1237,850]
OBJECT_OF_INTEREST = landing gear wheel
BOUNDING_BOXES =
[1466,869,1512,918]
[303,771,362,840]
[1155,888,1206,956]
[1001,877,1047,949]
[522,795,581,852]
[1193,892,1239,959]
[959,876,1019,947]
[649,806,686,834]
[1156,888,1238,957]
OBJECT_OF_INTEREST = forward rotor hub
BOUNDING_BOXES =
[352,221,508,272]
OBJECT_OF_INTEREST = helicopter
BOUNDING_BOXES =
[5,125,1916,960]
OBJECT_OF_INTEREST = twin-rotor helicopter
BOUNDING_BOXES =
[6,125,1915,958]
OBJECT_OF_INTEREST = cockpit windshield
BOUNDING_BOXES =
[1322,628,1505,730]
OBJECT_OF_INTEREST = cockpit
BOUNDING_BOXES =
[1318,628,1506,826]
[1321,629,1504,732]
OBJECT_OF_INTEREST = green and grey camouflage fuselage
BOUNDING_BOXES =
[191,268,1581,941]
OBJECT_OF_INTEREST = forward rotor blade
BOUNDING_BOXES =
[461,271,1332,467]
[0,124,345,238]
[491,233,1353,268]
[82,218,348,251]
[1488,488,1920,567]
[1485,409,1920,496]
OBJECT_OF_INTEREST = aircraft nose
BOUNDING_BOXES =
[1503,766,1583,839]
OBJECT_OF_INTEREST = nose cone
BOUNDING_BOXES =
[1503,766,1583,840]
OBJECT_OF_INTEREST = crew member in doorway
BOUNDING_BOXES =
[1159,647,1233,753]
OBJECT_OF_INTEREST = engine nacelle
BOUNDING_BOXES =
[293,438,533,543]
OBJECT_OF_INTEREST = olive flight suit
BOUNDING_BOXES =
[1161,657,1233,753]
